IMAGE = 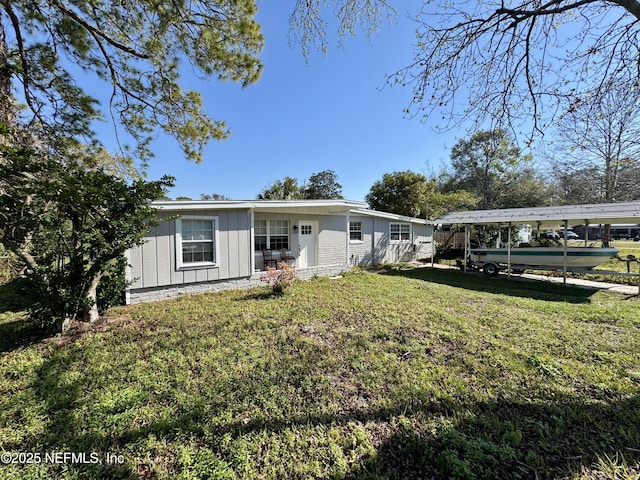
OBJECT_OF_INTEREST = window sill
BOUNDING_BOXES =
[177,262,219,271]
[349,240,364,245]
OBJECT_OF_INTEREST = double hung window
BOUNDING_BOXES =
[349,221,363,242]
[390,223,411,242]
[177,216,219,268]
[254,219,290,250]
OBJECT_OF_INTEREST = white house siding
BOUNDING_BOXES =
[127,202,434,304]
[129,209,252,289]
[348,216,375,266]
[348,217,434,266]
[253,212,349,271]
[317,215,348,267]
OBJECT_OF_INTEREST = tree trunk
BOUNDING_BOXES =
[0,22,16,128]
[61,316,73,333]
[602,224,611,248]
[82,271,102,324]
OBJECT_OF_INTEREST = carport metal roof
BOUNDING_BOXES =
[435,201,640,226]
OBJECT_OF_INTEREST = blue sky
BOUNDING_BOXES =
[115,3,466,202]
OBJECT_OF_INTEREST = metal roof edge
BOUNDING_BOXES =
[350,208,433,224]
[152,199,369,211]
[435,201,640,225]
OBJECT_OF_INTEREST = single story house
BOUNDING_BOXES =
[126,200,434,303]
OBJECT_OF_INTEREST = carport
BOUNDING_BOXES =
[435,201,640,292]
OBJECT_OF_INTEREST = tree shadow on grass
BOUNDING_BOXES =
[0,277,34,313]
[0,278,56,354]
[18,335,640,480]
[380,267,598,304]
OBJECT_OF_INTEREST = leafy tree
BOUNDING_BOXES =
[257,177,302,200]
[175,196,194,201]
[0,136,173,332]
[442,130,544,210]
[301,170,343,199]
[201,193,231,200]
[366,170,475,219]
[0,0,263,162]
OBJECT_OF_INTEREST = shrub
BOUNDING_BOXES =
[259,262,296,295]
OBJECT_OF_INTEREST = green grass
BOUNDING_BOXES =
[1,268,639,479]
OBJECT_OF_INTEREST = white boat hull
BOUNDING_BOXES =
[469,247,618,270]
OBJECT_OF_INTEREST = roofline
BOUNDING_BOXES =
[350,208,433,224]
[435,201,640,226]
[152,199,369,211]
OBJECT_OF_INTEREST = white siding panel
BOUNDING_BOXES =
[155,221,172,285]
[227,211,240,278]
[141,235,158,288]
[128,243,144,288]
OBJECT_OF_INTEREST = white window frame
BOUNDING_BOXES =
[349,221,364,243]
[254,219,290,250]
[176,215,220,270]
[390,223,411,243]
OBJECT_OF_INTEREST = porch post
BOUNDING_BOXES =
[346,210,351,267]
[249,208,255,273]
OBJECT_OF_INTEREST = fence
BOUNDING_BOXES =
[434,231,467,249]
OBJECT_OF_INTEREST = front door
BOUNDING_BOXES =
[298,221,317,268]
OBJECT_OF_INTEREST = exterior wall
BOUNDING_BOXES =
[127,205,433,304]
[128,209,252,290]
[348,216,375,266]
[253,212,348,271]
[348,216,434,266]
[317,214,348,267]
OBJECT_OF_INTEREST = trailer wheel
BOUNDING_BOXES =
[482,263,499,276]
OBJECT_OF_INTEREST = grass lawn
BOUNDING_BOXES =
[1,268,639,479]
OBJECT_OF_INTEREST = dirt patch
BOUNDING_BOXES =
[51,314,130,347]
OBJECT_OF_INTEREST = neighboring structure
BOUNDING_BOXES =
[126,200,434,304]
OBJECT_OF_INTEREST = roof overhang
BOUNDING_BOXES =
[435,201,640,227]
[152,199,369,215]
[350,208,433,225]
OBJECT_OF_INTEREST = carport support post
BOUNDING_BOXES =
[563,219,568,284]
[584,221,589,246]
[464,224,469,273]
[507,223,512,280]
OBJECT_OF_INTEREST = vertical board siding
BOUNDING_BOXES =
[128,206,434,290]
[141,233,158,288]
[130,208,252,288]
[155,220,172,286]
[128,240,144,289]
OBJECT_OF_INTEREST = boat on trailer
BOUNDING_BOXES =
[468,245,619,276]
